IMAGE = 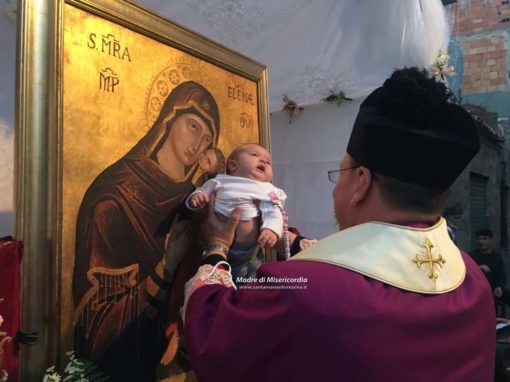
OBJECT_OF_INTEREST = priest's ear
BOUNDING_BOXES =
[227,159,237,175]
[350,166,373,206]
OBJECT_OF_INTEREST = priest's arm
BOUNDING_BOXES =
[182,193,305,380]
[183,262,305,382]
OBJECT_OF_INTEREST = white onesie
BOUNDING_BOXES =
[185,174,287,238]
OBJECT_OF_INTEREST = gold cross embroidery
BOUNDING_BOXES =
[413,239,446,284]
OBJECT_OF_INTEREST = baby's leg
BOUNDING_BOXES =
[227,242,264,280]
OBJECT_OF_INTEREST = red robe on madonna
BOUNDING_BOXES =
[72,80,221,381]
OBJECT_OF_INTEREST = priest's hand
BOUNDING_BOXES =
[201,192,241,249]
[164,219,194,276]
[494,287,503,298]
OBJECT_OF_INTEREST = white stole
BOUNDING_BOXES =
[292,218,465,294]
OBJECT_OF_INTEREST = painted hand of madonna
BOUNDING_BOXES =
[164,219,194,275]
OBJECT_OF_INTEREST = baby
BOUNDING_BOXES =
[186,143,286,279]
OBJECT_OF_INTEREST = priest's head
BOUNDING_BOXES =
[332,67,479,229]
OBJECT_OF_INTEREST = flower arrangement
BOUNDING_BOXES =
[321,91,352,106]
[42,352,108,382]
[1,298,106,382]
[430,50,455,80]
[282,95,304,124]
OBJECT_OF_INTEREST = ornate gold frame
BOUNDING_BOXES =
[15,0,269,379]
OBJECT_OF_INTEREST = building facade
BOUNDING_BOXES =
[444,0,510,250]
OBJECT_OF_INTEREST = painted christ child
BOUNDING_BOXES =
[194,147,226,186]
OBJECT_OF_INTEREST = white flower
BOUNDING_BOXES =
[64,359,84,375]
[64,364,82,375]
[44,351,108,381]
[436,50,449,68]
[42,368,62,382]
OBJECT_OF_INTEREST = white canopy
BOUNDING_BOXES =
[138,0,449,110]
[0,0,450,238]
[135,0,450,238]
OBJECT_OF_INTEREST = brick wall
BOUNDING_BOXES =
[462,34,507,93]
[450,0,510,35]
[445,0,510,250]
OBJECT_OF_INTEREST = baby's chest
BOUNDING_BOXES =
[216,184,268,204]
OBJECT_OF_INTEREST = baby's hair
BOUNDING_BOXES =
[226,143,268,175]
[210,148,226,174]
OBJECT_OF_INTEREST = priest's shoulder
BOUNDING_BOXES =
[259,259,356,277]
[256,259,357,291]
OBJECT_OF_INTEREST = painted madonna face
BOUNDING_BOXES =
[168,112,213,166]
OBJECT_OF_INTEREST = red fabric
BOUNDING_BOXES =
[0,240,22,382]
[288,226,301,235]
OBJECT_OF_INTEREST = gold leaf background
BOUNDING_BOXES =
[62,3,259,342]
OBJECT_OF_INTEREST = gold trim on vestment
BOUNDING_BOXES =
[292,218,465,294]
[413,239,446,284]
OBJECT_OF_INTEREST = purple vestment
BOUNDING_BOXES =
[185,252,495,381]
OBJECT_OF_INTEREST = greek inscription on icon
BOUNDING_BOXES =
[227,84,255,105]
[240,112,252,129]
[99,68,119,92]
[88,33,132,62]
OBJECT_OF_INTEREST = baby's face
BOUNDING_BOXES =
[230,144,273,182]
[198,150,219,173]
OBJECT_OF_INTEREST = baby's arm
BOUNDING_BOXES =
[258,228,278,248]
[185,179,218,210]
[189,192,209,209]
[258,188,288,248]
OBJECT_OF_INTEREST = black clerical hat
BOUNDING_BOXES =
[346,68,479,190]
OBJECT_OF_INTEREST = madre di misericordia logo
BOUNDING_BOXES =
[235,276,308,284]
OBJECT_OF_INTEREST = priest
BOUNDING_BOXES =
[180,67,495,381]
